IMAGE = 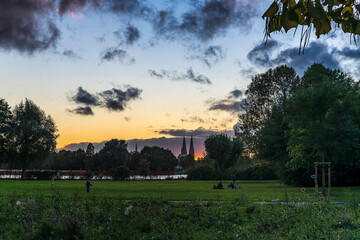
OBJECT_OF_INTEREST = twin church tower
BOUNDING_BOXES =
[179,136,194,158]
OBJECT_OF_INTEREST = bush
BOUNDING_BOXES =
[187,165,218,180]
[111,166,130,180]
[24,170,55,180]
[232,162,277,180]
[279,164,360,187]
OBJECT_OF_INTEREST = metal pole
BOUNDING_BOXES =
[328,164,331,196]
[315,164,318,196]
[322,155,325,196]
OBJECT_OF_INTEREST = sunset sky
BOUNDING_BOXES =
[1,0,359,157]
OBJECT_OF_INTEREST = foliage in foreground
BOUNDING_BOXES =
[1,184,359,239]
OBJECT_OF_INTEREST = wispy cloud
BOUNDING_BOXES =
[155,127,233,137]
[148,68,211,85]
[67,106,94,116]
[207,88,245,113]
[188,45,225,68]
[100,47,135,63]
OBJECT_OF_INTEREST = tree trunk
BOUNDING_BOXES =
[21,167,26,180]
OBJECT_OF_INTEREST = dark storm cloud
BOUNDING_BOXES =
[99,87,142,111]
[58,0,149,16]
[67,106,94,116]
[189,45,225,67]
[68,86,142,115]
[1,0,258,55]
[0,0,59,54]
[247,40,279,67]
[71,87,100,106]
[207,88,246,113]
[335,47,360,59]
[62,49,81,59]
[247,40,341,74]
[124,25,140,44]
[58,0,91,15]
[153,0,258,41]
[156,127,233,137]
[271,42,340,74]
[148,68,211,85]
[114,25,141,45]
[100,47,135,63]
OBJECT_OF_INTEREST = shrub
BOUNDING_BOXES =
[24,170,55,180]
[111,166,130,180]
[232,162,277,180]
[187,165,218,180]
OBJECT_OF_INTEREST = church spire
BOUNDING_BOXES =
[181,136,187,155]
[189,136,194,156]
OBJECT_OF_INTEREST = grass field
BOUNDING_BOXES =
[1,180,359,239]
[1,179,359,202]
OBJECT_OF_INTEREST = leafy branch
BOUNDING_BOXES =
[263,0,360,52]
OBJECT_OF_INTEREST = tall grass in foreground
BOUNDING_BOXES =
[0,183,359,239]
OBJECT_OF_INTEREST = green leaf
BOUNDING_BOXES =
[342,20,352,33]
[269,15,282,33]
[282,0,296,7]
[262,1,279,18]
[282,10,299,32]
[307,2,322,19]
[354,20,360,34]
[314,18,331,38]
[342,6,354,21]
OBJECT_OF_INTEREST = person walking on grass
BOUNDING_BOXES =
[86,180,93,193]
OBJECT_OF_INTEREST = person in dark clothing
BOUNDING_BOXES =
[228,182,235,189]
[216,181,224,189]
[86,180,93,192]
[231,174,236,185]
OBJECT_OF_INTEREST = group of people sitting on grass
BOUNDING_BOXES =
[213,181,238,189]
[213,175,238,189]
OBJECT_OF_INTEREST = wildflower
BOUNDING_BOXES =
[132,218,136,222]
[16,201,21,205]
[124,205,133,215]
[190,204,192,206]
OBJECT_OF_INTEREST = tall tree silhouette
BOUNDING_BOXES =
[12,99,58,179]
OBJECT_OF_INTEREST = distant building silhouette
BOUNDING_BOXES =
[181,136,187,155]
[189,136,194,156]
[175,136,195,172]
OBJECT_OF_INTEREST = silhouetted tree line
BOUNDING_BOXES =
[43,140,177,173]
[0,98,178,176]
[186,134,271,181]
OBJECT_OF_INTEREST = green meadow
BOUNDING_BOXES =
[0,180,359,239]
[1,180,359,202]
